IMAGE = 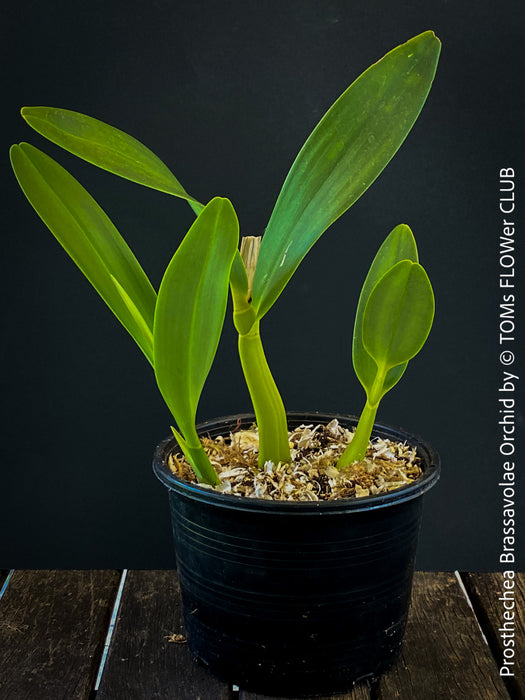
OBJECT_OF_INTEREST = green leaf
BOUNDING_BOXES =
[362,260,434,386]
[110,275,153,361]
[353,224,418,396]
[252,30,440,318]
[153,197,239,444]
[337,256,434,467]
[10,142,157,364]
[21,106,204,214]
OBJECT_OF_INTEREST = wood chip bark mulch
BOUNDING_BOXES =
[168,419,422,501]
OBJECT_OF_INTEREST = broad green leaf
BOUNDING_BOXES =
[21,106,204,214]
[10,142,157,364]
[153,197,239,442]
[252,31,440,318]
[353,224,418,395]
[362,260,434,382]
[338,256,434,467]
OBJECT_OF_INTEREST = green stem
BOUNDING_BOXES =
[337,400,378,467]
[337,364,387,468]
[172,425,221,486]
[238,320,291,468]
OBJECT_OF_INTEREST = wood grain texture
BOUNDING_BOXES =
[96,569,231,700]
[0,570,120,699]
[379,572,511,699]
[463,572,524,699]
[239,682,370,699]
[0,571,520,699]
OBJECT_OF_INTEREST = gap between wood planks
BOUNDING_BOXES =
[0,570,15,601]
[455,570,490,645]
[93,569,129,692]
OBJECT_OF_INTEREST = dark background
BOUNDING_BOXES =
[2,0,523,569]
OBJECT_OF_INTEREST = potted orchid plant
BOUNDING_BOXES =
[11,31,441,696]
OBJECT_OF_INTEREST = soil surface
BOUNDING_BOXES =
[167,419,422,501]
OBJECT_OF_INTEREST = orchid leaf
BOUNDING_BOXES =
[110,275,154,361]
[21,106,204,214]
[338,255,434,467]
[362,260,434,393]
[153,197,239,475]
[252,31,440,319]
[353,224,419,396]
[10,142,156,364]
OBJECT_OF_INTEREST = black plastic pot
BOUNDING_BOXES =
[153,412,440,697]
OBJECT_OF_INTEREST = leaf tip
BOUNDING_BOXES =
[9,142,30,170]
[20,106,34,123]
[415,29,441,46]
[209,195,236,213]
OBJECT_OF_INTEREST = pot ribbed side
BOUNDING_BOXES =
[153,412,440,696]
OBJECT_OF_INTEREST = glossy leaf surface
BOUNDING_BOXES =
[110,275,154,359]
[21,106,204,212]
[153,197,239,442]
[353,224,418,396]
[339,248,434,467]
[252,31,440,318]
[362,260,434,389]
[10,142,156,364]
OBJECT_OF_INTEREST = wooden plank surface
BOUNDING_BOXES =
[0,570,120,699]
[240,682,371,699]
[378,572,511,699]
[96,569,231,700]
[463,572,524,700]
[0,571,520,699]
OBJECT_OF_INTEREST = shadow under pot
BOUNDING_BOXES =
[153,412,440,697]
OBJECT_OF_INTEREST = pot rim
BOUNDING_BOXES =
[153,411,440,515]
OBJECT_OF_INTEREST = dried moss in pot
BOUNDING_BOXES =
[167,419,422,501]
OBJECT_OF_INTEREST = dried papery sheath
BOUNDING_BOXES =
[240,236,261,300]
